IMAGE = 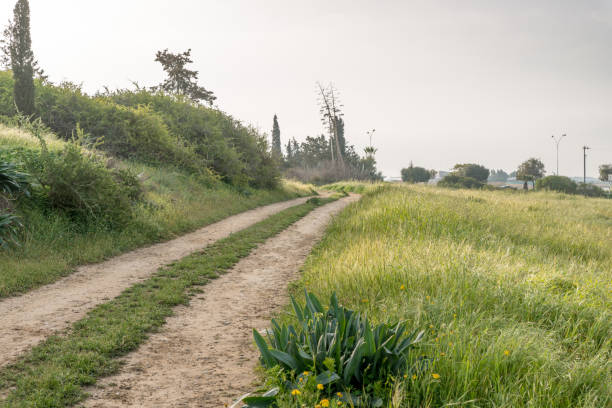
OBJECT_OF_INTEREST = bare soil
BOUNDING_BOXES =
[84,195,358,407]
[0,197,310,369]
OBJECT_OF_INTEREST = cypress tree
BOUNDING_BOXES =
[271,114,282,158]
[9,0,36,115]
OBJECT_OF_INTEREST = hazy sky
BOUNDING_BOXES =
[2,0,611,178]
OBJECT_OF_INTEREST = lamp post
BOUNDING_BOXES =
[551,134,566,175]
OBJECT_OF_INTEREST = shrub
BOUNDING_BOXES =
[438,174,484,189]
[401,165,435,183]
[0,160,30,197]
[576,183,607,198]
[252,291,424,406]
[20,127,140,228]
[0,212,22,248]
[536,175,577,194]
[452,163,489,182]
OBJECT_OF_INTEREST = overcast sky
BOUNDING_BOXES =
[2,0,611,178]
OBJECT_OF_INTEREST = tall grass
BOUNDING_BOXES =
[288,184,610,407]
[0,126,314,298]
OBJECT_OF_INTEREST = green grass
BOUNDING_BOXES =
[0,125,315,298]
[270,184,611,407]
[0,196,338,407]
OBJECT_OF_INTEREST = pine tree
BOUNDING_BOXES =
[271,114,282,159]
[6,0,36,115]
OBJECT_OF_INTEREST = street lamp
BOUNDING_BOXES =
[551,134,566,175]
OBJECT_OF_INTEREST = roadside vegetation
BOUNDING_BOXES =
[258,183,610,407]
[0,196,338,407]
[0,123,313,298]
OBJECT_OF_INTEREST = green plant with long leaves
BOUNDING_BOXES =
[0,160,30,197]
[0,212,22,248]
[251,291,424,406]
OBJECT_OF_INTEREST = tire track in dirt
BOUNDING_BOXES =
[0,197,312,369]
[84,195,359,408]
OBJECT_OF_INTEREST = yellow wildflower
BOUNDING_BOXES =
[504,350,510,356]
[432,373,441,379]
[303,371,310,376]
[291,389,301,396]
[403,374,408,379]
[317,383,324,390]
[429,324,434,329]
[316,405,322,408]
[412,374,417,380]
[337,402,343,406]
[337,392,343,398]
[321,399,330,408]
[400,284,406,290]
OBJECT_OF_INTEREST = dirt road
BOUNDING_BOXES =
[84,195,358,407]
[0,197,311,369]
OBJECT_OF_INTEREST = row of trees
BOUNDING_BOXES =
[270,84,382,184]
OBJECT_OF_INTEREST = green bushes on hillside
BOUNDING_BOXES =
[0,70,280,188]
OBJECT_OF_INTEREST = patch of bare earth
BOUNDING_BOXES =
[0,197,311,369]
[84,195,358,408]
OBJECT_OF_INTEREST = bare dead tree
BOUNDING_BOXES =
[317,82,344,168]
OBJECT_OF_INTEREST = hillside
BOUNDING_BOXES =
[0,123,313,298]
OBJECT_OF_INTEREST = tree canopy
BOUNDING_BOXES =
[452,163,489,182]
[599,164,612,182]
[271,114,281,159]
[401,163,436,183]
[517,158,545,187]
[153,49,216,105]
[2,0,37,115]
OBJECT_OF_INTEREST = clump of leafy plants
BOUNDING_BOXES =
[0,159,30,247]
[249,291,424,406]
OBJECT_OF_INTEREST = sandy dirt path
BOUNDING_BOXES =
[0,197,311,369]
[84,195,358,408]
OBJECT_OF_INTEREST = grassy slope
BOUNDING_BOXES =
[0,197,338,407]
[281,184,611,407]
[0,125,315,298]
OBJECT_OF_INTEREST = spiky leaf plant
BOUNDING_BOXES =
[252,291,424,405]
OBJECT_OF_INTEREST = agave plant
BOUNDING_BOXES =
[0,213,23,248]
[253,291,424,404]
[0,161,30,197]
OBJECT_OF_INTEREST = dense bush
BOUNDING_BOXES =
[536,175,577,194]
[0,71,280,188]
[105,89,279,187]
[438,174,484,189]
[576,183,607,198]
[401,164,435,183]
[27,142,139,228]
[452,163,489,182]
[252,291,424,406]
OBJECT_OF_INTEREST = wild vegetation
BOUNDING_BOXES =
[0,197,338,407]
[0,123,312,298]
[258,183,611,407]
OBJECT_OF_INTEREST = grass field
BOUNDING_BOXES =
[0,125,315,298]
[274,183,611,407]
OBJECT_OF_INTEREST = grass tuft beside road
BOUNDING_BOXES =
[0,196,338,407]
